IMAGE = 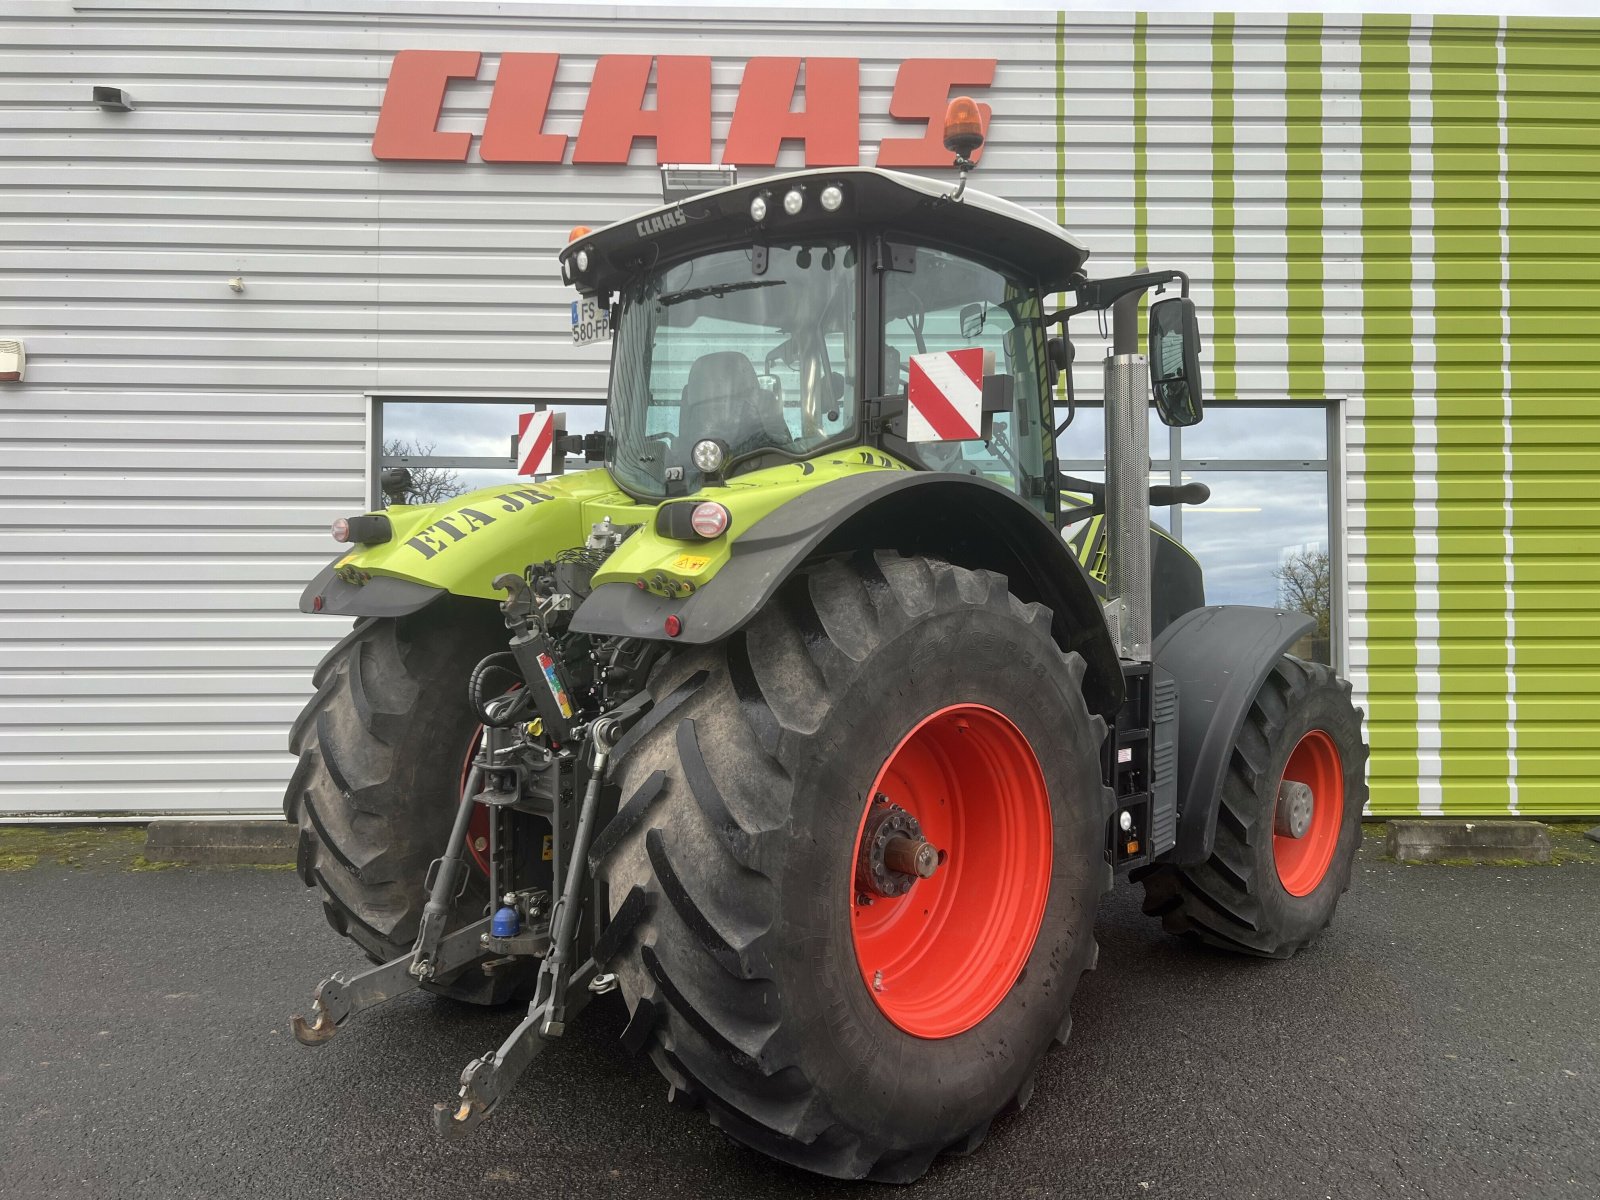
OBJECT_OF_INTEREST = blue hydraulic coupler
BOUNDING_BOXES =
[491,905,520,938]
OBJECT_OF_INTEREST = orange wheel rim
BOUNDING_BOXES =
[1272,729,1344,897]
[849,704,1053,1039]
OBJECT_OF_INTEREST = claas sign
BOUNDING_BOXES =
[372,52,994,168]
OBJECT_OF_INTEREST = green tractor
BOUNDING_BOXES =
[287,106,1367,1183]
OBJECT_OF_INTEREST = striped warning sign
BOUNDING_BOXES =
[907,348,984,442]
[517,409,557,476]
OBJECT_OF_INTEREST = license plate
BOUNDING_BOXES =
[570,296,606,347]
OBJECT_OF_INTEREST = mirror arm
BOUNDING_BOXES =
[1045,269,1189,327]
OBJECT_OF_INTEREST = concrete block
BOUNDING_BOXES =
[1385,819,1551,865]
[144,819,296,866]
[1586,826,1600,845]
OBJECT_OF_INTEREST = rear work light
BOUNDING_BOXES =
[655,501,732,541]
[690,502,730,538]
[331,514,393,545]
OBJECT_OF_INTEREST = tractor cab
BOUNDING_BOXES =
[558,164,1092,518]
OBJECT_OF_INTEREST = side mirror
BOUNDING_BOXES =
[959,302,987,339]
[1148,295,1204,427]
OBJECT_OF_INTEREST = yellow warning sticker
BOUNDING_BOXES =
[673,554,711,573]
[542,834,553,862]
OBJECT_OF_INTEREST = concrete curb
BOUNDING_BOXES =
[144,820,296,866]
[1385,819,1551,865]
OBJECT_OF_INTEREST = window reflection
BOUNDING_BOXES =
[1181,405,1326,461]
[1181,469,1332,663]
[1051,402,1336,666]
[376,401,606,506]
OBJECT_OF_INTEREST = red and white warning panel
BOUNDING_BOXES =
[907,348,988,442]
[517,409,559,476]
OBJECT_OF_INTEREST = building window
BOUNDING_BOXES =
[1057,402,1339,666]
[373,397,606,507]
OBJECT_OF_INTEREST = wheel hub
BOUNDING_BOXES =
[848,704,1053,1039]
[1274,779,1315,839]
[856,796,941,899]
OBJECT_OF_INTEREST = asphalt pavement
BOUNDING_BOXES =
[2,828,1597,1200]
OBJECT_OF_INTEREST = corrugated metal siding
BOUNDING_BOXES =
[1,1,1593,818]
[0,1,1066,816]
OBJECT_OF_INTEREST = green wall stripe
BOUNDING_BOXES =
[1210,14,1237,402]
[1358,12,1422,815]
[1505,17,1600,814]
[1430,14,1514,813]
[1285,12,1325,402]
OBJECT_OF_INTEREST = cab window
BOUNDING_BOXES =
[879,243,1051,513]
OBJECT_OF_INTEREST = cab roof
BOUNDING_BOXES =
[559,167,1091,296]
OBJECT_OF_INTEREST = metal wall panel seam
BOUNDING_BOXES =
[1494,15,1519,815]
[1321,20,1364,777]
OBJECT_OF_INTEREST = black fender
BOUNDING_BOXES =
[573,471,1124,717]
[298,556,446,617]
[1153,604,1316,866]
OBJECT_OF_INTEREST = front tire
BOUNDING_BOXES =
[592,552,1112,1182]
[1138,656,1368,958]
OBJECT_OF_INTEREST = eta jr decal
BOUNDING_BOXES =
[405,488,548,559]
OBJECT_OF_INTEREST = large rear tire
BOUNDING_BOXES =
[1138,655,1368,958]
[284,604,527,1004]
[592,552,1112,1182]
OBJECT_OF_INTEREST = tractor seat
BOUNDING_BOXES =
[682,351,791,458]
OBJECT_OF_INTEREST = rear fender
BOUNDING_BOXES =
[299,469,641,618]
[572,471,1124,717]
[1152,605,1316,866]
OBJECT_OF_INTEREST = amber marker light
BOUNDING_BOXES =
[943,95,985,158]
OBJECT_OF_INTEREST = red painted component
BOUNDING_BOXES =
[689,502,729,538]
[876,60,995,167]
[663,614,682,638]
[849,704,1052,1039]
[722,58,860,167]
[371,53,996,168]
[907,347,984,441]
[1272,729,1344,896]
[370,49,481,161]
[481,52,567,164]
[573,55,713,165]
[459,728,492,878]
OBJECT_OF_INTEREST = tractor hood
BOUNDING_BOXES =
[559,167,1091,296]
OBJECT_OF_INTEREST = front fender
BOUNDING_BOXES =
[572,471,1125,717]
[1153,605,1316,866]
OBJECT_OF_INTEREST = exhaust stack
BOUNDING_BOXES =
[1103,287,1152,663]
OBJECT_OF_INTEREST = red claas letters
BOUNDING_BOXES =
[371,51,995,167]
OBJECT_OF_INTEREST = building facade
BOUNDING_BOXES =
[2,0,1594,819]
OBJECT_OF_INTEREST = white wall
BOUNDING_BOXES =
[0,0,1075,816]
